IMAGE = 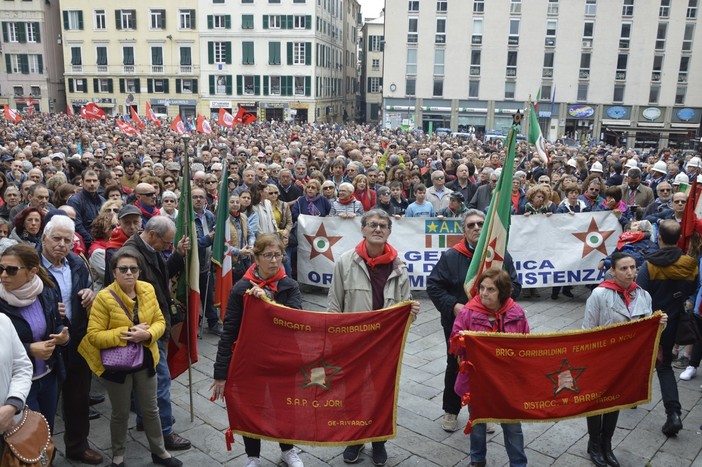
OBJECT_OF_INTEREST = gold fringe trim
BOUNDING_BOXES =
[229,429,395,447]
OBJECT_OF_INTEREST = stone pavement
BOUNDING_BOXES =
[52,285,702,467]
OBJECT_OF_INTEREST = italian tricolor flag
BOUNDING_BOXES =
[212,165,232,320]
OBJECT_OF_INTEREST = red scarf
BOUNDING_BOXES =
[88,238,108,256]
[598,279,637,311]
[242,264,287,293]
[354,240,398,270]
[134,200,161,219]
[452,240,473,258]
[466,295,516,332]
[338,196,355,205]
[616,231,645,250]
[106,227,130,250]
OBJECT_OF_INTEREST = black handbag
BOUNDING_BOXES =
[675,311,702,345]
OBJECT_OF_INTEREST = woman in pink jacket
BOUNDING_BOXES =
[451,269,529,467]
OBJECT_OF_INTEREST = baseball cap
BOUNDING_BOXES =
[118,205,142,219]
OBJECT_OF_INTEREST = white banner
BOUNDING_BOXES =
[296,212,622,290]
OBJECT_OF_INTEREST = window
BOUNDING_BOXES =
[547,0,559,15]
[216,75,228,94]
[7,55,20,73]
[151,46,163,71]
[94,10,106,30]
[683,23,694,51]
[13,86,22,97]
[613,84,625,102]
[408,18,418,43]
[472,18,483,44]
[541,83,552,101]
[406,78,416,96]
[268,42,281,65]
[269,76,281,95]
[679,56,689,82]
[179,9,195,29]
[580,52,591,79]
[70,47,82,66]
[30,86,40,97]
[585,0,596,16]
[96,78,111,93]
[64,11,84,30]
[504,81,515,99]
[369,36,383,52]
[239,15,253,29]
[293,42,306,65]
[408,1,419,11]
[619,22,631,48]
[473,0,484,13]
[436,0,447,12]
[372,58,380,70]
[676,86,686,104]
[655,23,667,49]
[545,20,557,46]
[117,10,136,30]
[125,79,138,93]
[369,77,382,93]
[470,49,481,76]
[294,15,307,29]
[616,53,627,80]
[180,47,192,71]
[511,0,521,14]
[150,10,165,29]
[214,42,227,63]
[406,49,416,74]
[434,49,445,75]
[180,79,195,93]
[622,0,634,16]
[659,0,670,17]
[123,46,134,68]
[294,76,305,95]
[543,52,554,77]
[435,18,446,44]
[652,55,663,81]
[583,21,594,47]
[433,79,443,97]
[5,23,17,42]
[509,19,519,45]
[242,41,254,64]
[577,83,588,101]
[211,15,230,29]
[75,79,86,92]
[96,46,107,70]
[153,79,167,93]
[649,85,660,104]
[506,50,517,77]
[688,0,698,18]
[469,80,479,98]
[269,15,281,29]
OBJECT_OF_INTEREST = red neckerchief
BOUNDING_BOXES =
[242,264,286,293]
[338,196,355,205]
[599,279,637,311]
[134,200,161,219]
[616,231,645,250]
[230,211,240,218]
[452,240,473,258]
[354,240,398,270]
[583,194,599,206]
[106,227,130,250]
[88,238,108,256]
[465,295,515,332]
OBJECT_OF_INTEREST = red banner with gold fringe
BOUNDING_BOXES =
[450,313,663,432]
[224,296,413,445]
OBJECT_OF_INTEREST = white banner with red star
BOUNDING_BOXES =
[296,212,621,290]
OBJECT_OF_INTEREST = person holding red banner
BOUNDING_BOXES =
[327,209,419,466]
[583,252,665,467]
[451,269,529,467]
[211,233,304,467]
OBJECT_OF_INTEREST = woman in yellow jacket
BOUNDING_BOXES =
[79,250,182,467]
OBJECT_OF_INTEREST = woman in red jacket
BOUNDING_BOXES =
[352,174,376,212]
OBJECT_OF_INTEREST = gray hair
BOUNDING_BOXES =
[338,182,354,193]
[628,167,642,178]
[143,215,175,237]
[361,209,393,231]
[44,215,75,237]
[161,190,177,201]
[462,209,486,232]
[0,238,18,256]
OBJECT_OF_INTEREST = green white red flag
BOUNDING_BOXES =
[212,165,232,320]
[528,102,548,164]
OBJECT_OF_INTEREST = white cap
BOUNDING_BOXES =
[688,156,702,168]
[674,173,689,185]
[652,160,667,174]
[567,159,577,168]
[625,159,638,169]
[590,161,603,173]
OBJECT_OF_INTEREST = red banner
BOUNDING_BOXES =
[451,313,662,431]
[224,297,413,446]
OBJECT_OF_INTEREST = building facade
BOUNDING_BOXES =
[342,0,361,122]
[360,15,384,124]
[1,0,65,113]
[383,0,702,149]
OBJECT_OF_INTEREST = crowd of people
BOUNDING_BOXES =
[0,111,699,466]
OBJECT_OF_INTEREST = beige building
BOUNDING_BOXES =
[360,15,384,123]
[60,1,199,119]
[342,0,361,122]
[1,0,65,113]
[383,0,702,149]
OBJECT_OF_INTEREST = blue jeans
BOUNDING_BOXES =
[469,417,527,467]
[200,271,219,329]
[136,342,174,435]
[26,370,59,434]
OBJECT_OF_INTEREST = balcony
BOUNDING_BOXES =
[469,66,480,76]
[97,65,108,73]
[678,72,688,83]
[180,65,193,74]
[506,68,517,77]
[579,70,590,79]
[542,68,553,78]
[123,65,134,73]
[71,65,83,72]
[152,65,164,73]
[651,72,661,82]
[615,71,626,80]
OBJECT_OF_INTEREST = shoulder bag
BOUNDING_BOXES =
[100,290,144,372]
[1,408,55,467]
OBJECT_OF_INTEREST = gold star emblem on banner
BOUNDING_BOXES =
[546,358,585,396]
[301,359,341,391]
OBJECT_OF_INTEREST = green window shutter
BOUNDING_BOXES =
[108,79,113,93]
[34,23,40,43]
[93,78,99,91]
[63,12,69,30]
[287,15,293,29]
[207,15,213,29]
[81,79,88,93]
[305,76,311,96]
[305,42,311,65]
[380,36,385,51]
[19,55,28,74]
[225,15,231,29]
[163,79,169,93]
[254,75,260,95]
[147,79,153,93]
[225,76,232,95]
[119,79,125,93]
[263,76,269,95]
[17,23,26,43]
[305,15,311,29]
[236,75,242,95]
[189,10,196,29]
[134,78,140,92]
[68,78,74,93]
[158,10,165,29]
[287,42,293,65]
[5,55,11,74]
[208,42,214,64]
[192,79,198,93]
[176,79,181,93]
[263,15,268,29]
[209,75,215,95]
[37,55,43,73]
[2,23,7,43]
[78,11,84,30]
[283,76,292,96]
[115,11,121,30]
[225,42,232,64]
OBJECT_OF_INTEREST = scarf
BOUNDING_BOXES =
[242,264,287,294]
[0,275,44,307]
[452,239,474,258]
[20,229,41,248]
[106,227,130,250]
[465,295,516,332]
[337,196,355,205]
[354,240,398,270]
[583,194,600,207]
[616,231,645,250]
[134,200,160,219]
[88,238,108,256]
[599,279,637,311]
[230,211,240,218]
[304,195,321,216]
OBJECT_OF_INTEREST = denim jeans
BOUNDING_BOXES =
[136,341,174,435]
[657,310,681,416]
[26,370,58,434]
[469,412,527,467]
[200,271,219,329]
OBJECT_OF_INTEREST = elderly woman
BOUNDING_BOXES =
[321,181,337,202]
[291,179,332,221]
[451,269,529,467]
[583,252,665,467]
[100,199,124,217]
[251,184,277,236]
[523,185,555,216]
[0,244,67,432]
[79,250,182,467]
[159,191,179,223]
[330,182,364,218]
[10,207,44,250]
[211,234,304,467]
[267,184,292,234]
[353,174,376,212]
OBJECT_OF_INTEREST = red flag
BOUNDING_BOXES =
[145,102,162,126]
[196,114,213,134]
[115,118,141,137]
[130,107,145,129]
[170,115,186,134]
[450,313,662,432]
[224,298,412,444]
[3,105,21,123]
[80,102,106,120]
[234,107,257,125]
[66,104,74,116]
[26,99,34,116]
[678,177,699,251]
[218,108,234,128]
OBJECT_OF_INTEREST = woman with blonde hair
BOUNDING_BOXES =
[353,174,376,212]
[100,199,124,216]
[267,184,292,234]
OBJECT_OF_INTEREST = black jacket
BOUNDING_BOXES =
[67,190,105,248]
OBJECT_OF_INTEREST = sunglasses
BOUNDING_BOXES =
[116,266,140,274]
[0,265,25,276]
[322,186,334,190]
[163,199,176,203]
[138,192,156,197]
[465,221,484,229]
[108,208,120,213]
[659,188,671,192]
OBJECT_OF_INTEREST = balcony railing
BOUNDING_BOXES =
[506,68,517,77]
[545,37,556,46]
[472,36,482,45]
[469,66,480,76]
[123,65,134,73]
[180,65,192,73]
[678,72,688,83]
[615,71,626,80]
[542,68,553,78]
[579,70,590,79]
[71,65,83,72]
[97,65,108,73]
[651,72,661,82]
[152,65,164,73]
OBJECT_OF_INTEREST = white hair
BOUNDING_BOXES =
[44,215,75,237]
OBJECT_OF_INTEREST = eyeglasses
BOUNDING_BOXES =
[366,222,390,230]
[0,265,24,276]
[108,208,120,213]
[433,176,445,180]
[163,199,176,203]
[322,186,334,190]
[164,180,175,184]
[206,180,217,184]
[116,266,140,274]
[465,221,484,229]
[268,191,279,195]
[260,252,283,260]
[138,192,156,197]
[659,188,672,192]
[379,191,391,196]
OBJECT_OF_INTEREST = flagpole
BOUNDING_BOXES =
[182,133,195,423]
[525,95,531,158]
